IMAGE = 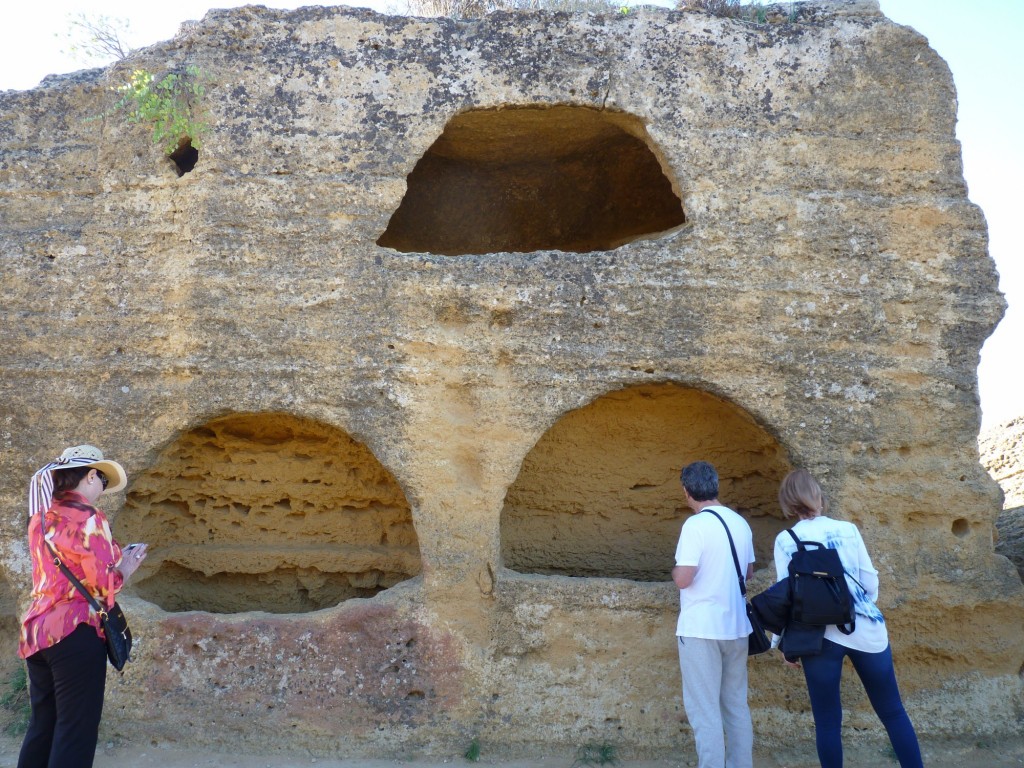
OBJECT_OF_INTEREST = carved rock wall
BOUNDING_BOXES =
[0,0,1020,757]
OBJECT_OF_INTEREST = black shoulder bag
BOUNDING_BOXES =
[44,539,132,671]
[705,509,771,656]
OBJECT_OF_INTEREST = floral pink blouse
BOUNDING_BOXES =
[19,490,124,659]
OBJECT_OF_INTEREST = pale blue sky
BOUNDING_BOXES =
[2,1,1020,430]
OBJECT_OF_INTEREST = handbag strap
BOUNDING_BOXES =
[43,538,110,619]
[705,508,747,598]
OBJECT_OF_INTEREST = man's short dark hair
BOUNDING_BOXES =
[680,461,719,502]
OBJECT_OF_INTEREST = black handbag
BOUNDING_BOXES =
[705,509,772,656]
[750,576,824,661]
[45,541,132,670]
[744,602,772,656]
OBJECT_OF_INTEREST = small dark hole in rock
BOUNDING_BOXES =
[170,137,199,176]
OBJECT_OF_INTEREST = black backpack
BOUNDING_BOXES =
[785,529,856,634]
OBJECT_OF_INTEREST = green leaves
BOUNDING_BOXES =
[112,65,208,155]
[572,742,618,767]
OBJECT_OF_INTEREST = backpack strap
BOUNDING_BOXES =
[786,528,808,551]
[705,509,747,598]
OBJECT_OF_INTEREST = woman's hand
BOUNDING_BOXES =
[783,657,801,669]
[118,543,148,581]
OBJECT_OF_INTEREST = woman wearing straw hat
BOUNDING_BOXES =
[17,445,147,768]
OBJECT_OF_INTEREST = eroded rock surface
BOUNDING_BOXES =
[122,412,420,613]
[1,0,1020,757]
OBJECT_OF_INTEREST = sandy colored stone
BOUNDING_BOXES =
[0,0,1021,757]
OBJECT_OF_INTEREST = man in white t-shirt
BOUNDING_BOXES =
[672,461,754,768]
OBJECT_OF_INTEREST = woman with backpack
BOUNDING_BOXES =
[773,469,924,768]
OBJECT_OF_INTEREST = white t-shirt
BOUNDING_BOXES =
[774,516,888,653]
[674,505,755,640]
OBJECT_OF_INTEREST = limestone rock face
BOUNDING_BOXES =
[1,0,1021,756]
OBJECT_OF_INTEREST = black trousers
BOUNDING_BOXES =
[18,622,107,768]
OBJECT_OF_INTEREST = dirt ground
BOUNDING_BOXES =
[1,733,1023,767]
[1,645,1022,768]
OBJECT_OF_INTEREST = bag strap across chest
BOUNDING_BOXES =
[705,509,747,598]
[43,538,111,620]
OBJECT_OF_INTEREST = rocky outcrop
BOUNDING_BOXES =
[981,416,1024,507]
[996,509,1024,581]
[1,0,1020,757]
[981,416,1024,579]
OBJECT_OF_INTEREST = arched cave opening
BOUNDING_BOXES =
[169,137,199,176]
[377,106,686,256]
[500,384,791,580]
[120,413,420,614]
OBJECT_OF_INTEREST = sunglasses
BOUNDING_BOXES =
[95,470,109,490]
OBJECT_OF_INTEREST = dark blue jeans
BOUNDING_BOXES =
[18,623,107,768]
[801,639,923,768]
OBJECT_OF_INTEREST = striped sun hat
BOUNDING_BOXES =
[28,445,128,518]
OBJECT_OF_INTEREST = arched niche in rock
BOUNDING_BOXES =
[500,383,791,580]
[377,105,686,255]
[121,413,420,614]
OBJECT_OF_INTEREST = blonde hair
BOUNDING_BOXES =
[778,469,827,519]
